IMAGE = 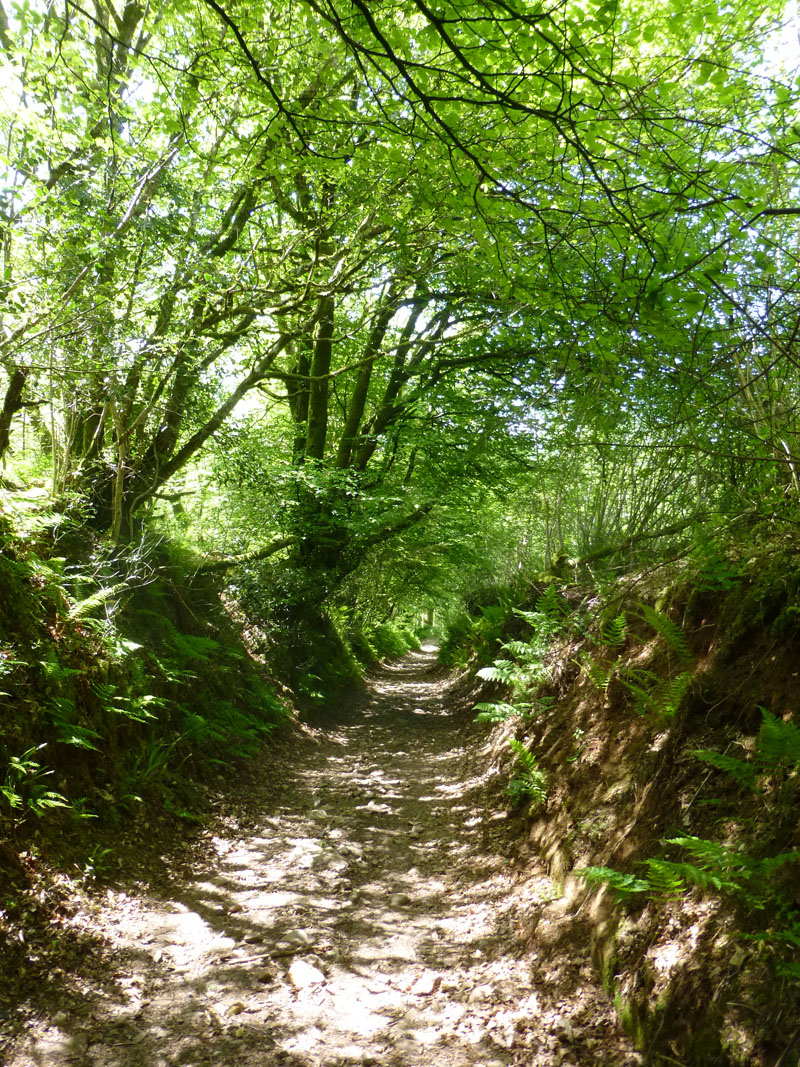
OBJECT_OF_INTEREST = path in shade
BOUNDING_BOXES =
[8,647,639,1067]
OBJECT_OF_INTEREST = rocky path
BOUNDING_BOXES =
[7,647,639,1067]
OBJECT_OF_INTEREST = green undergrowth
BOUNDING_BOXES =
[0,504,290,873]
[345,619,421,668]
[444,530,800,1065]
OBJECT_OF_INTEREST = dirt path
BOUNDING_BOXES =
[7,648,639,1067]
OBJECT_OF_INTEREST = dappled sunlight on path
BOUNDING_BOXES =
[8,647,637,1066]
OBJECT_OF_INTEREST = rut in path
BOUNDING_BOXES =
[9,647,639,1067]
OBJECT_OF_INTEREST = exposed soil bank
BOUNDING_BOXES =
[4,647,639,1067]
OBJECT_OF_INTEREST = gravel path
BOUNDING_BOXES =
[7,647,638,1066]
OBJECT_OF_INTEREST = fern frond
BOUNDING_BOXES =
[644,858,687,895]
[638,603,692,663]
[601,613,627,647]
[757,708,800,772]
[502,639,541,659]
[168,631,220,662]
[477,660,519,685]
[620,667,659,715]
[653,671,692,718]
[665,835,743,870]
[508,737,538,774]
[68,584,125,620]
[574,866,649,898]
[748,850,800,879]
[582,656,615,694]
[692,749,757,788]
[536,584,567,623]
[507,738,547,809]
[474,701,519,723]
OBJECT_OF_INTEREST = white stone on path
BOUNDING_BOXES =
[288,958,326,989]
[468,983,495,1004]
[411,971,441,996]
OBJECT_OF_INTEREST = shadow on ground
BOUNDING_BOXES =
[6,649,638,1067]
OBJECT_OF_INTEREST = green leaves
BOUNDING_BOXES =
[2,745,69,827]
[507,738,548,810]
[637,604,692,664]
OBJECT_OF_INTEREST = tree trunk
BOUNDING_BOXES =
[0,367,28,462]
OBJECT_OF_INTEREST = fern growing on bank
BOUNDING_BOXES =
[638,603,692,663]
[507,738,548,810]
[601,613,627,647]
[757,708,800,772]
[577,705,800,976]
[693,706,800,798]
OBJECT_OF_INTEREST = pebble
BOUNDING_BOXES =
[468,983,495,1004]
[555,1017,576,1041]
[68,1032,90,1055]
[410,972,441,996]
[288,959,326,989]
[283,928,313,946]
[390,893,411,907]
[334,1045,376,1064]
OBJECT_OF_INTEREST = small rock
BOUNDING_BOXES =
[555,1017,575,1042]
[283,928,312,946]
[390,893,411,907]
[273,928,314,955]
[467,983,494,1004]
[411,972,441,996]
[68,1032,90,1055]
[303,953,328,974]
[288,959,326,989]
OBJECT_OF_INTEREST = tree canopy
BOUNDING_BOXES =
[1,0,799,630]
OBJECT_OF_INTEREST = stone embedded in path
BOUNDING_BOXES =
[288,958,326,989]
[283,928,313,946]
[410,971,442,996]
[468,982,495,1004]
